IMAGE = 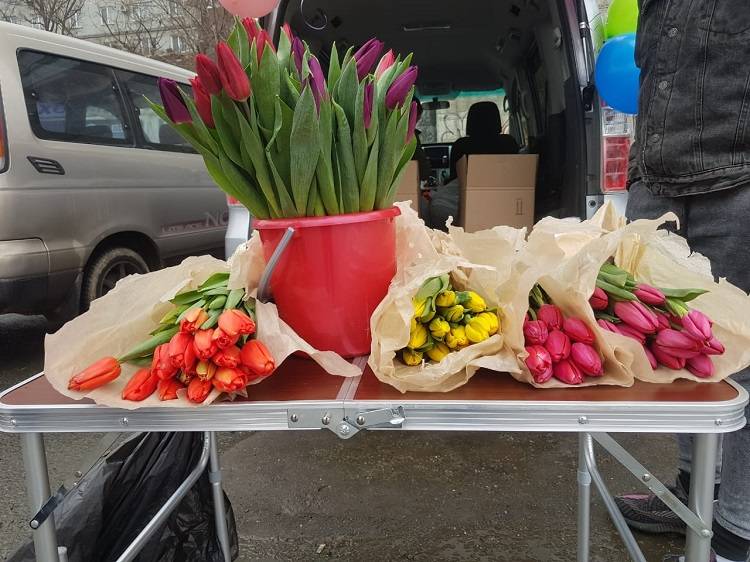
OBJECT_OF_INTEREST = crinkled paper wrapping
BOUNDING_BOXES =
[368,205,521,393]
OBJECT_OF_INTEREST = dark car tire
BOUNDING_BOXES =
[81,247,149,311]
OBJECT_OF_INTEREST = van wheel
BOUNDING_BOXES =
[81,247,149,311]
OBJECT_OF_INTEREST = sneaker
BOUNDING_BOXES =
[614,479,688,535]
[662,550,717,562]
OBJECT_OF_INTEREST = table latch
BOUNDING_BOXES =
[287,407,405,439]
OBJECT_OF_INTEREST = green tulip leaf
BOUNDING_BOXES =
[118,326,179,362]
[334,58,358,127]
[595,278,637,301]
[201,309,221,329]
[353,81,368,184]
[659,287,709,302]
[375,109,401,208]
[382,136,417,207]
[255,45,280,132]
[333,101,359,213]
[290,87,320,215]
[198,272,230,290]
[219,151,271,219]
[359,141,379,212]
[224,288,246,311]
[327,42,341,89]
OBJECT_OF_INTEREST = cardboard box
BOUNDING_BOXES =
[393,160,420,214]
[456,154,538,231]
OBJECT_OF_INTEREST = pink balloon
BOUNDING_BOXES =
[218,0,280,18]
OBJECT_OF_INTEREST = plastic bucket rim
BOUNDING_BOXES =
[253,206,401,230]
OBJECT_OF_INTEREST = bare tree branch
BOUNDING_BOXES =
[16,0,85,34]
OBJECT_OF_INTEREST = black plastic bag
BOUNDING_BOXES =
[10,432,238,562]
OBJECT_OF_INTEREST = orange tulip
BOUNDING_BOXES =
[213,367,248,392]
[240,340,275,376]
[187,377,212,403]
[213,346,242,368]
[168,332,194,368]
[151,343,178,380]
[193,329,217,361]
[212,327,239,350]
[122,368,159,401]
[158,378,182,401]
[218,309,256,338]
[180,307,209,334]
[196,360,217,381]
[68,357,121,391]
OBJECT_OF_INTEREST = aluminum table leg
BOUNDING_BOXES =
[208,432,232,562]
[577,433,592,562]
[21,433,59,562]
[685,433,719,562]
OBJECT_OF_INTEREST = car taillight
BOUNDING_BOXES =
[226,196,241,206]
[601,106,634,193]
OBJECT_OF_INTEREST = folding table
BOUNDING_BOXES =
[1,357,746,562]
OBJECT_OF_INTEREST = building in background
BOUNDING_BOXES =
[0,0,233,67]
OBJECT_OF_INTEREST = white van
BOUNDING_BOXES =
[0,23,228,319]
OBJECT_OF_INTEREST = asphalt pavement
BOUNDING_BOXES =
[0,313,682,561]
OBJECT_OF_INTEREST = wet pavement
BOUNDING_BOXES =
[0,313,682,561]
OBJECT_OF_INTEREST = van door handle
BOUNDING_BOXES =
[27,156,65,175]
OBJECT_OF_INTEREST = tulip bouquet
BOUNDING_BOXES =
[590,262,725,378]
[67,273,276,404]
[523,285,604,385]
[399,274,501,366]
[151,18,418,219]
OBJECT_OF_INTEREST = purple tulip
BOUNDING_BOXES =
[308,56,327,111]
[407,101,418,142]
[385,66,418,110]
[158,78,191,124]
[292,37,305,76]
[681,309,713,343]
[375,49,396,78]
[654,329,703,359]
[363,82,374,129]
[353,38,384,81]
[686,354,715,378]
[634,284,666,306]
[614,301,660,334]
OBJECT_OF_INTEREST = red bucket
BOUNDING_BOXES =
[253,207,400,358]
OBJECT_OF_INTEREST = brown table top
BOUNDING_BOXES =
[0,357,741,408]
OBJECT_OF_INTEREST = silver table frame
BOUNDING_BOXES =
[1,372,747,562]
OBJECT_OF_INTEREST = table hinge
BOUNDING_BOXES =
[287,407,405,439]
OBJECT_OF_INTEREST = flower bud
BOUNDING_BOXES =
[213,345,242,369]
[196,360,217,381]
[654,311,671,331]
[158,378,182,401]
[686,354,715,378]
[187,377,212,403]
[563,317,595,344]
[651,343,687,370]
[681,310,713,343]
[570,343,603,376]
[168,331,194,368]
[122,368,159,401]
[597,319,620,334]
[240,340,275,376]
[589,287,609,311]
[193,329,218,361]
[634,284,666,306]
[435,290,456,308]
[429,317,451,340]
[544,330,571,362]
[408,323,428,349]
[553,359,583,385]
[476,311,500,335]
[68,356,121,391]
[525,345,553,383]
[180,307,209,333]
[537,304,563,330]
[614,301,660,334]
[426,342,450,362]
[212,327,240,350]
[465,319,489,343]
[213,367,248,392]
[654,329,703,358]
[463,291,487,313]
[401,348,423,366]
[523,319,549,346]
[445,325,468,349]
[702,336,725,356]
[618,323,647,344]
[218,309,256,338]
[151,344,178,380]
[644,345,658,370]
[441,305,465,323]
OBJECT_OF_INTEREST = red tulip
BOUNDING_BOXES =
[158,378,182,401]
[181,336,198,375]
[589,287,609,311]
[686,354,715,378]
[617,323,647,344]
[193,329,218,361]
[375,49,396,79]
[212,327,239,350]
[68,357,121,391]
[151,344,178,380]
[702,336,725,356]
[644,345,658,370]
[213,367,248,392]
[563,317,595,344]
[122,368,159,401]
[168,331,194,368]
[654,329,703,359]
[195,53,222,95]
[353,38,384,81]
[180,307,209,334]
[385,66,418,109]
[218,309,256,337]
[597,319,620,334]
[634,284,666,306]
[240,340,276,375]
[570,343,603,376]
[216,42,251,101]
[524,345,553,383]
[553,359,583,385]
[281,22,294,42]
[242,17,260,41]
[158,78,191,124]
[537,304,563,330]
[187,377,212,403]
[544,330,571,362]
[681,310,713,343]
[363,81,374,129]
[256,29,275,62]
[614,301,659,334]
[190,77,215,128]
[213,346,242,369]
[651,343,687,370]
[523,319,549,346]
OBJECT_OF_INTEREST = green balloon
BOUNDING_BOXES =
[606,0,639,39]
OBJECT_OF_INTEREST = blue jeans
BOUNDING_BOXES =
[626,182,750,540]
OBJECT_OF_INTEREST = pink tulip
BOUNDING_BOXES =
[644,346,658,370]
[571,343,603,376]
[589,287,609,311]
[375,49,396,79]
[537,304,563,330]
[655,311,671,331]
[597,319,620,334]
[702,336,725,356]
[614,301,659,334]
[617,323,647,344]
[553,359,583,385]
[681,310,713,343]
[654,329,703,358]
[523,319,549,346]
[651,343,687,370]
[563,317,595,344]
[686,354,715,378]
[525,345,553,384]
[634,284,666,306]
[545,330,571,362]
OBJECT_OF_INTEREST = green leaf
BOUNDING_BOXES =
[171,289,202,305]
[150,322,177,336]
[211,96,244,167]
[229,17,250,68]
[201,287,230,297]
[334,58,358,127]
[158,304,186,325]
[209,295,227,309]
[666,297,690,317]
[201,309,221,329]
[125,356,154,368]
[306,174,324,216]
[375,109,400,208]
[224,288,245,310]
[382,136,417,208]
[315,99,339,214]
[328,42,341,89]
[266,149,299,217]
[353,81,368,184]
[290,87,321,215]
[595,278,637,301]
[271,98,295,196]
[416,275,449,301]
[359,141,379,212]
[198,272,230,290]
[118,326,178,362]
[255,45,280,132]
[333,101,359,213]
[597,270,629,289]
[278,26,291,70]
[219,151,271,219]
[145,98,208,153]
[660,287,709,302]
[281,72,301,108]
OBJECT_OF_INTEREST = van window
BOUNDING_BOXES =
[418,91,509,144]
[116,70,195,152]
[17,50,132,146]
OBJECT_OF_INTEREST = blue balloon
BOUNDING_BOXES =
[595,33,640,115]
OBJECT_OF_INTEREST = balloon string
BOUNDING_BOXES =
[300,0,327,31]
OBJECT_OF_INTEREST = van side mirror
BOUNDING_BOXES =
[423,98,450,111]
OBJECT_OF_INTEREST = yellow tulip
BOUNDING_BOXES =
[401,349,423,366]
[426,342,450,362]
[465,320,489,343]
[408,323,428,349]
[464,291,487,313]
[435,290,456,308]
[428,317,450,340]
[445,325,468,349]
[470,314,494,335]
[410,317,418,332]
[477,311,500,335]
[440,304,464,323]
[413,298,427,318]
